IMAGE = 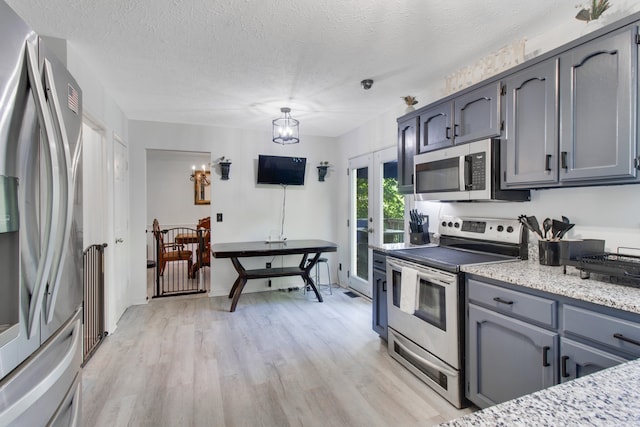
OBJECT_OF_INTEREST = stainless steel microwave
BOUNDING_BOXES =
[414,139,530,202]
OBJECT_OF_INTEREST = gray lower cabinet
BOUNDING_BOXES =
[397,116,418,193]
[503,59,559,187]
[560,338,628,382]
[467,275,640,409]
[558,25,638,183]
[467,304,558,409]
[372,251,387,340]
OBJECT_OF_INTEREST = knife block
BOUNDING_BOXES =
[410,232,430,245]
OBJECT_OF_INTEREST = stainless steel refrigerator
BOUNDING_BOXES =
[0,0,84,425]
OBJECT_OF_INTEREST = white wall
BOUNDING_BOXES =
[66,44,130,333]
[129,121,341,303]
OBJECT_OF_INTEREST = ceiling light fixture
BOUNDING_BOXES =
[272,107,299,144]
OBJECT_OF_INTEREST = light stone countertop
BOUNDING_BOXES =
[461,259,640,315]
[438,358,640,426]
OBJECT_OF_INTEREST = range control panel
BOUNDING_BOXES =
[438,215,524,245]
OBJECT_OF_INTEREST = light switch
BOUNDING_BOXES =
[216,213,223,222]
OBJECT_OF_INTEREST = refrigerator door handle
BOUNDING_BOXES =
[24,41,61,339]
[42,58,76,324]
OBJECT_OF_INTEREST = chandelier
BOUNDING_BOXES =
[272,107,299,144]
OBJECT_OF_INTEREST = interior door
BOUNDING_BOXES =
[348,154,372,296]
[110,135,129,331]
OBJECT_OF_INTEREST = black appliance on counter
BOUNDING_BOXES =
[386,216,527,408]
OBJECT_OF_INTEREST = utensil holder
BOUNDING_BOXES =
[538,240,561,266]
[410,232,430,245]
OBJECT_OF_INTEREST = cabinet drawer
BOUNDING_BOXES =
[563,305,640,357]
[468,278,557,328]
[373,251,387,272]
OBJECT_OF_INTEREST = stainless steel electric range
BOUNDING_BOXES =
[386,216,527,408]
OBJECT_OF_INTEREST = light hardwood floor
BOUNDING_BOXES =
[81,288,475,426]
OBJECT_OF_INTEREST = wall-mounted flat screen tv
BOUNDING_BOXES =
[257,155,307,186]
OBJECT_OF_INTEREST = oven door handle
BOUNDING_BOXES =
[393,334,457,377]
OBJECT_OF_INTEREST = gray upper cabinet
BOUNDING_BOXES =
[558,25,638,182]
[503,59,559,187]
[417,82,502,153]
[454,82,502,145]
[397,116,418,193]
[418,102,453,153]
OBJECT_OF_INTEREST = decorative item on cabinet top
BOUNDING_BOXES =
[402,96,418,113]
[317,161,330,182]
[575,0,611,22]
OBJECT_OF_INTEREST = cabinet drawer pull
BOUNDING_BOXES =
[493,297,514,305]
[542,346,551,367]
[561,151,568,169]
[545,154,552,172]
[561,355,570,377]
[613,333,640,347]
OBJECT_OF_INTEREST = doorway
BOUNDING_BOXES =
[348,147,404,298]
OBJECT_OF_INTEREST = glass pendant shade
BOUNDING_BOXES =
[272,107,299,144]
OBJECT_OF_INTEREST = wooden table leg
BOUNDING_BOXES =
[302,252,323,303]
[228,257,249,311]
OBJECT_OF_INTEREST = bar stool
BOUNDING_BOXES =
[313,257,332,295]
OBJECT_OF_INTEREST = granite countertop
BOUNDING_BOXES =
[438,358,640,426]
[461,259,640,315]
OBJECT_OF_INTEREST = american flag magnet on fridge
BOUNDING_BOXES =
[67,84,79,114]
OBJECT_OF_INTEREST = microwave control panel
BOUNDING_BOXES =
[467,152,486,190]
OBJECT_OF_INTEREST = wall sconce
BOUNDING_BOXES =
[215,156,232,180]
[190,164,211,186]
[317,162,330,182]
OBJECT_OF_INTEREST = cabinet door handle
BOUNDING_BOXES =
[454,124,459,137]
[561,355,570,378]
[493,297,514,305]
[561,151,568,169]
[411,174,414,185]
[382,280,387,292]
[613,333,640,347]
[542,346,551,367]
[445,126,451,140]
[545,154,552,172]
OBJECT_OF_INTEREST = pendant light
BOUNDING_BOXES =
[272,107,299,144]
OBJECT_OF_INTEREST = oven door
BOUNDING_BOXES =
[387,328,465,408]
[386,257,460,369]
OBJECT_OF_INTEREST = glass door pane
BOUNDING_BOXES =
[349,154,372,297]
[382,160,404,244]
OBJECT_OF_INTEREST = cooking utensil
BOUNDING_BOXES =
[552,219,573,240]
[527,216,543,239]
[543,218,552,240]
[557,223,575,239]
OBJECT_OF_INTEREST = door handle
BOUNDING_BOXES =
[542,346,551,367]
[545,154,552,172]
[116,238,124,243]
[561,355,570,377]
[382,280,387,292]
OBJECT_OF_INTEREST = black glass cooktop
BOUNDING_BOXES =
[389,245,516,273]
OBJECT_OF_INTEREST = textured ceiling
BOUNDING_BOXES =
[6,1,596,138]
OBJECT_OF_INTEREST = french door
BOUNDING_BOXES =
[349,147,404,297]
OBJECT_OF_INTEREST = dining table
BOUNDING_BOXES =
[211,239,338,312]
